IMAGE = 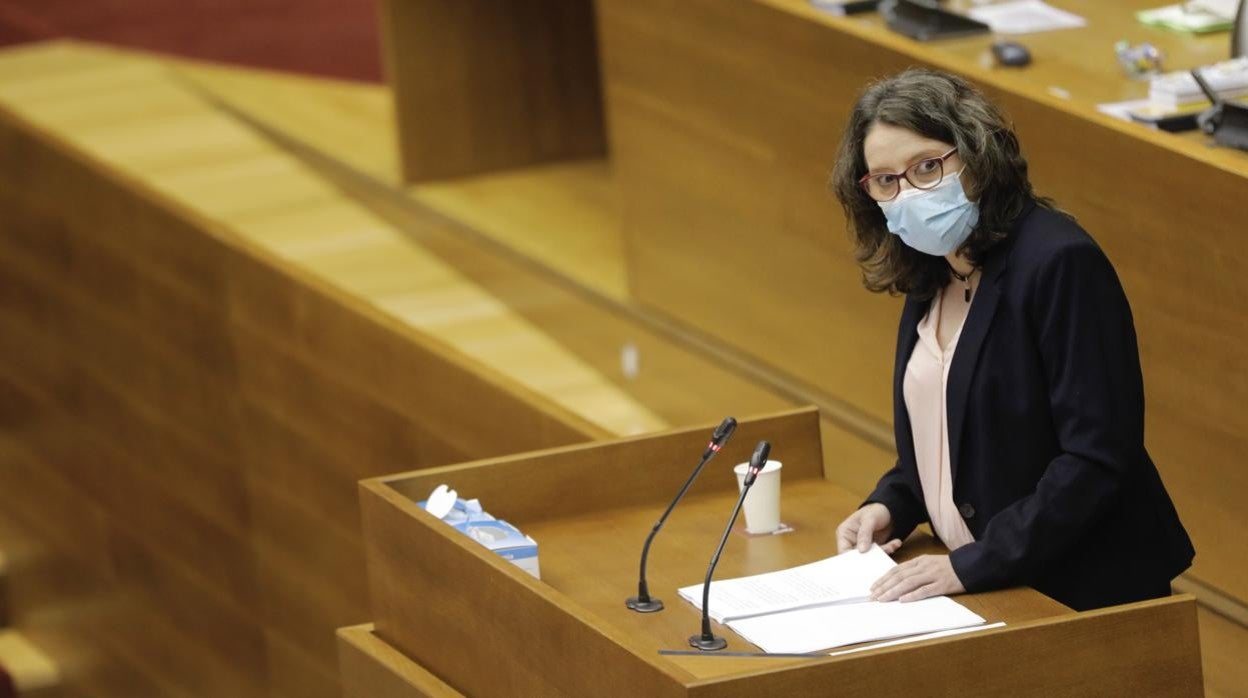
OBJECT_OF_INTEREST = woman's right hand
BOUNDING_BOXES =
[836,503,903,554]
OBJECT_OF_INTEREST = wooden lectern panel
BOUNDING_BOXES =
[338,624,462,698]
[342,596,1200,697]
[362,410,825,698]
[381,408,825,523]
[685,597,1201,697]
[381,0,606,182]
[357,408,1202,696]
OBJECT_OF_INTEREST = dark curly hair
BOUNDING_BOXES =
[831,69,1045,300]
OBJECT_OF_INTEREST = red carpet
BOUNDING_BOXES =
[0,0,383,81]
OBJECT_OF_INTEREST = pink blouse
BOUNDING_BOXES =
[902,290,977,551]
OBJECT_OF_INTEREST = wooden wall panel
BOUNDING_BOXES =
[0,339,268,696]
[600,0,907,428]
[248,482,370,673]
[0,412,246,697]
[241,401,370,535]
[0,39,814,694]
[380,0,605,182]
[0,94,611,696]
[0,310,249,535]
[819,415,895,497]
[609,85,900,425]
[222,242,608,457]
[264,629,341,698]
[103,527,264,698]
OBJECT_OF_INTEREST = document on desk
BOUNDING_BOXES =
[968,0,1086,34]
[677,545,896,623]
[728,596,988,654]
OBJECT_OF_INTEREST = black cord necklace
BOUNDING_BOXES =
[950,268,976,302]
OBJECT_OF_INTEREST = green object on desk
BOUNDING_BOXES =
[1138,4,1235,34]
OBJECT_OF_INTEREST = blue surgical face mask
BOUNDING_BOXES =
[877,171,979,257]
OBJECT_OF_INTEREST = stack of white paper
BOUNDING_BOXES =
[678,545,988,653]
[968,0,1087,34]
[827,622,1006,657]
[1148,57,1248,107]
[678,545,896,623]
[728,596,987,654]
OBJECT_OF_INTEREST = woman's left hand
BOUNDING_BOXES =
[869,554,965,602]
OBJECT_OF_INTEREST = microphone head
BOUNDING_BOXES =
[711,417,737,446]
[744,440,771,486]
[750,441,771,469]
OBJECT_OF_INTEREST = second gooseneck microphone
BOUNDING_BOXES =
[690,440,770,651]
[626,417,738,613]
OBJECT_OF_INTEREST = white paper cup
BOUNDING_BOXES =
[734,460,782,534]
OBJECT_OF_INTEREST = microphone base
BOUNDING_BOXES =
[625,596,664,613]
[688,633,728,651]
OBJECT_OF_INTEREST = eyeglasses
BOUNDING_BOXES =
[858,148,959,202]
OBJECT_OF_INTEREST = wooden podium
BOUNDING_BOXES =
[340,408,1203,696]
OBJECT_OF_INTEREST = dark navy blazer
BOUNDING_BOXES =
[867,201,1194,611]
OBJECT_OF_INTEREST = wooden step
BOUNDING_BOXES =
[0,551,8,629]
[0,630,59,694]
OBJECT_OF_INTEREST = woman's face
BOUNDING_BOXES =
[862,122,966,199]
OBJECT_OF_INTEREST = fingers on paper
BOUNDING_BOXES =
[869,562,908,600]
[855,520,875,553]
[835,519,857,554]
[899,582,941,603]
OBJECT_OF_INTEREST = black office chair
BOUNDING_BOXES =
[878,0,990,41]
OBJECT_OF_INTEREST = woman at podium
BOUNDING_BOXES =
[829,69,1194,611]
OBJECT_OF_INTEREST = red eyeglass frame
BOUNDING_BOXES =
[858,148,959,202]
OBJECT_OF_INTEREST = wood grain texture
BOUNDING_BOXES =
[408,159,629,301]
[0,40,803,696]
[0,41,624,697]
[684,596,1202,698]
[171,57,810,440]
[169,31,902,493]
[598,0,1248,609]
[0,629,59,693]
[517,487,1067,675]
[0,29,1226,697]
[360,411,826,697]
[0,551,7,629]
[361,478,690,698]
[338,624,463,698]
[343,599,1204,698]
[379,407,825,523]
[380,0,605,182]
[171,58,401,184]
[1198,607,1248,698]
[359,409,1199,696]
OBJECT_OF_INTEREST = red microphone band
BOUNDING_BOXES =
[708,441,721,452]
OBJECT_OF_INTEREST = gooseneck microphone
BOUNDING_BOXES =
[626,417,738,613]
[690,440,770,651]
